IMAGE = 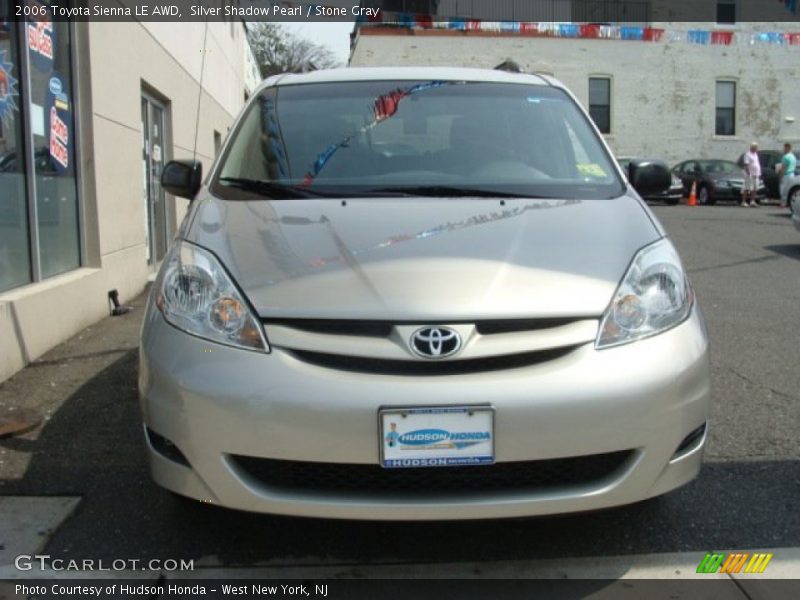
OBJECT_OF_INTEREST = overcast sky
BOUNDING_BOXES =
[282,22,356,65]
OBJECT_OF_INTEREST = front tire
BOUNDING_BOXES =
[698,186,714,205]
[789,187,800,214]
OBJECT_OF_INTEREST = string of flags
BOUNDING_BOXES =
[265,0,800,47]
[359,14,800,47]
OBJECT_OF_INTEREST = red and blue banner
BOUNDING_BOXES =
[0,49,19,126]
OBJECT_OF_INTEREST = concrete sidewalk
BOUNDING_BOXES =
[0,291,145,487]
[169,549,800,580]
[1,485,798,582]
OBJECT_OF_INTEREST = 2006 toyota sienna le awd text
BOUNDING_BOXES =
[138,67,710,520]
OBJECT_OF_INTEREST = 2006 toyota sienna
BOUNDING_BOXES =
[138,67,710,520]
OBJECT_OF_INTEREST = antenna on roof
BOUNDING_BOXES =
[192,18,210,163]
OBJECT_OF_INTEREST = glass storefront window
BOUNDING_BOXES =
[0,11,81,293]
[0,20,32,292]
[26,17,80,278]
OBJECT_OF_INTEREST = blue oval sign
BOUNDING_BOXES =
[49,77,62,95]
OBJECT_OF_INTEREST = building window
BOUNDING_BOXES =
[141,93,170,264]
[29,20,81,279]
[0,22,32,292]
[716,1,736,24]
[715,81,736,136]
[588,77,611,134]
[0,18,81,293]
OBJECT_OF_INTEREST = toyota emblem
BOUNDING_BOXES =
[410,327,462,359]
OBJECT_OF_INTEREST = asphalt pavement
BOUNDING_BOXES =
[0,202,798,575]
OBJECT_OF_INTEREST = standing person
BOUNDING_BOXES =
[742,142,761,207]
[777,142,797,208]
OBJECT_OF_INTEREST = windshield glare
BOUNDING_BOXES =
[698,160,740,173]
[214,80,624,200]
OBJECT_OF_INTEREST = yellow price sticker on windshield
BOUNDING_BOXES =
[577,163,607,178]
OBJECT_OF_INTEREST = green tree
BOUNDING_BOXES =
[247,22,341,78]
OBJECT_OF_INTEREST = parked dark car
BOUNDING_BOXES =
[618,157,683,205]
[736,150,800,199]
[672,159,765,205]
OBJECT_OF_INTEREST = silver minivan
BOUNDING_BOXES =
[138,67,710,520]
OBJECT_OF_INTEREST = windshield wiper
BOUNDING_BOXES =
[219,179,555,200]
[217,177,329,199]
[364,185,548,199]
[218,178,419,199]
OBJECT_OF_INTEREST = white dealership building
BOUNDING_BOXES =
[350,1,800,164]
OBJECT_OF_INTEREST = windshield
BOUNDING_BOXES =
[213,80,624,200]
[698,160,740,173]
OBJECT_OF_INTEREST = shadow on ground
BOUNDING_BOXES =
[1,350,798,567]
[766,244,800,261]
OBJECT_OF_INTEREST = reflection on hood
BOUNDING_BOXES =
[305,198,581,270]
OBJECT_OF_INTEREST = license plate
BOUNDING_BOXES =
[379,406,495,468]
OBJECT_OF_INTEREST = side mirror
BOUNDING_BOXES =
[161,160,202,200]
[628,159,671,197]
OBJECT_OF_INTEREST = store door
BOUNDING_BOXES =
[141,95,168,264]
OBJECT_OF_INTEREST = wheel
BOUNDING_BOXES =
[698,186,713,205]
[790,187,800,214]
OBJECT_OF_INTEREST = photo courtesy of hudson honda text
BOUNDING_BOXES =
[15,584,329,597]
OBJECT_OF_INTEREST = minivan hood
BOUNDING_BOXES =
[184,194,660,320]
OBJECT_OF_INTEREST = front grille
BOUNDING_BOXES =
[231,451,633,496]
[289,346,577,375]
[265,319,393,338]
[264,318,582,338]
[475,318,578,335]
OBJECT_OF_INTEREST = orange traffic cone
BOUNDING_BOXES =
[687,181,698,206]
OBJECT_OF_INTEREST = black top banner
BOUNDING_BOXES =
[3,0,800,23]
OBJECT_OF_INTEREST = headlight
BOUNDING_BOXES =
[596,238,693,349]
[155,241,269,352]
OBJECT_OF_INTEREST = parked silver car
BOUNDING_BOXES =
[787,174,800,230]
[139,67,710,520]
[781,172,800,218]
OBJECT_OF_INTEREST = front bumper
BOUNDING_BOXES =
[644,186,684,203]
[138,306,710,520]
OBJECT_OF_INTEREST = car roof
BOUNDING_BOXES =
[680,159,738,163]
[261,67,554,91]
[738,149,799,156]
